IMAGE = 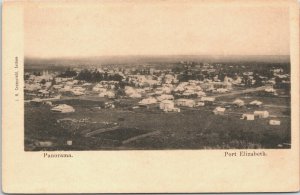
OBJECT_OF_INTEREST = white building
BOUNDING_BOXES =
[241,114,255,120]
[196,91,206,97]
[233,99,245,107]
[254,111,269,118]
[176,99,196,107]
[249,100,263,106]
[201,97,215,104]
[213,107,226,115]
[159,100,175,110]
[139,97,158,105]
[269,120,281,125]
[51,104,75,113]
[196,102,205,107]
[157,94,174,101]
[216,88,229,93]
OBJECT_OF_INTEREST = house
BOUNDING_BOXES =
[174,85,185,92]
[202,81,232,90]
[233,99,245,107]
[159,100,175,110]
[232,76,242,85]
[44,101,53,106]
[51,104,75,113]
[176,99,196,107]
[99,91,115,98]
[104,102,115,109]
[154,89,164,95]
[82,83,92,86]
[37,89,50,98]
[213,107,226,115]
[240,114,255,120]
[52,84,63,90]
[44,81,52,89]
[59,85,72,92]
[196,91,206,97]
[265,88,276,93]
[196,101,205,107]
[269,120,281,125]
[125,86,141,98]
[201,97,215,105]
[266,88,278,96]
[182,90,195,96]
[30,98,42,105]
[160,86,172,94]
[164,107,180,112]
[25,83,41,91]
[99,92,106,97]
[92,85,105,92]
[37,141,53,147]
[216,88,229,93]
[129,93,142,98]
[249,100,263,107]
[105,91,115,99]
[139,97,157,105]
[254,111,269,118]
[72,90,85,96]
[157,94,174,101]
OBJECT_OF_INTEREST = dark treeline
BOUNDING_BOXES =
[75,69,123,82]
[58,68,77,78]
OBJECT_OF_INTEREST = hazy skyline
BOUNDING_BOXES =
[25,1,290,58]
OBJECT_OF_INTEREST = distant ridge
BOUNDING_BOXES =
[25,55,290,66]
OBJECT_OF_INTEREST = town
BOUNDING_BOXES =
[24,58,291,150]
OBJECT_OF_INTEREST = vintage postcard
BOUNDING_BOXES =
[2,0,300,193]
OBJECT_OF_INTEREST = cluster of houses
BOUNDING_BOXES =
[212,98,281,125]
[24,63,288,126]
[25,63,287,101]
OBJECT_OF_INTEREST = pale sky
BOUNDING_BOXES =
[24,1,290,58]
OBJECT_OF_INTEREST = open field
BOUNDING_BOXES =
[25,95,291,150]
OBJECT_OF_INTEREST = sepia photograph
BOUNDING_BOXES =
[3,0,299,193]
[23,2,291,151]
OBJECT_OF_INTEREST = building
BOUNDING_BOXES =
[159,100,175,110]
[37,89,51,98]
[201,97,215,105]
[105,91,116,99]
[125,86,142,98]
[213,107,226,115]
[71,87,85,96]
[216,88,229,93]
[265,87,278,95]
[240,114,255,120]
[201,81,232,90]
[233,99,245,107]
[129,93,142,98]
[269,120,281,125]
[164,107,180,113]
[157,94,174,101]
[249,100,263,107]
[139,97,157,105]
[176,99,196,107]
[51,104,75,113]
[196,101,205,107]
[30,98,42,105]
[196,91,206,97]
[254,111,269,118]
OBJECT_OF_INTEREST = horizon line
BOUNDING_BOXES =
[25,54,290,60]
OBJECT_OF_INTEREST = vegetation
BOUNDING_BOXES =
[76,69,123,82]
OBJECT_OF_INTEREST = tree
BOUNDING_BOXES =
[40,79,46,85]
[59,68,77,78]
